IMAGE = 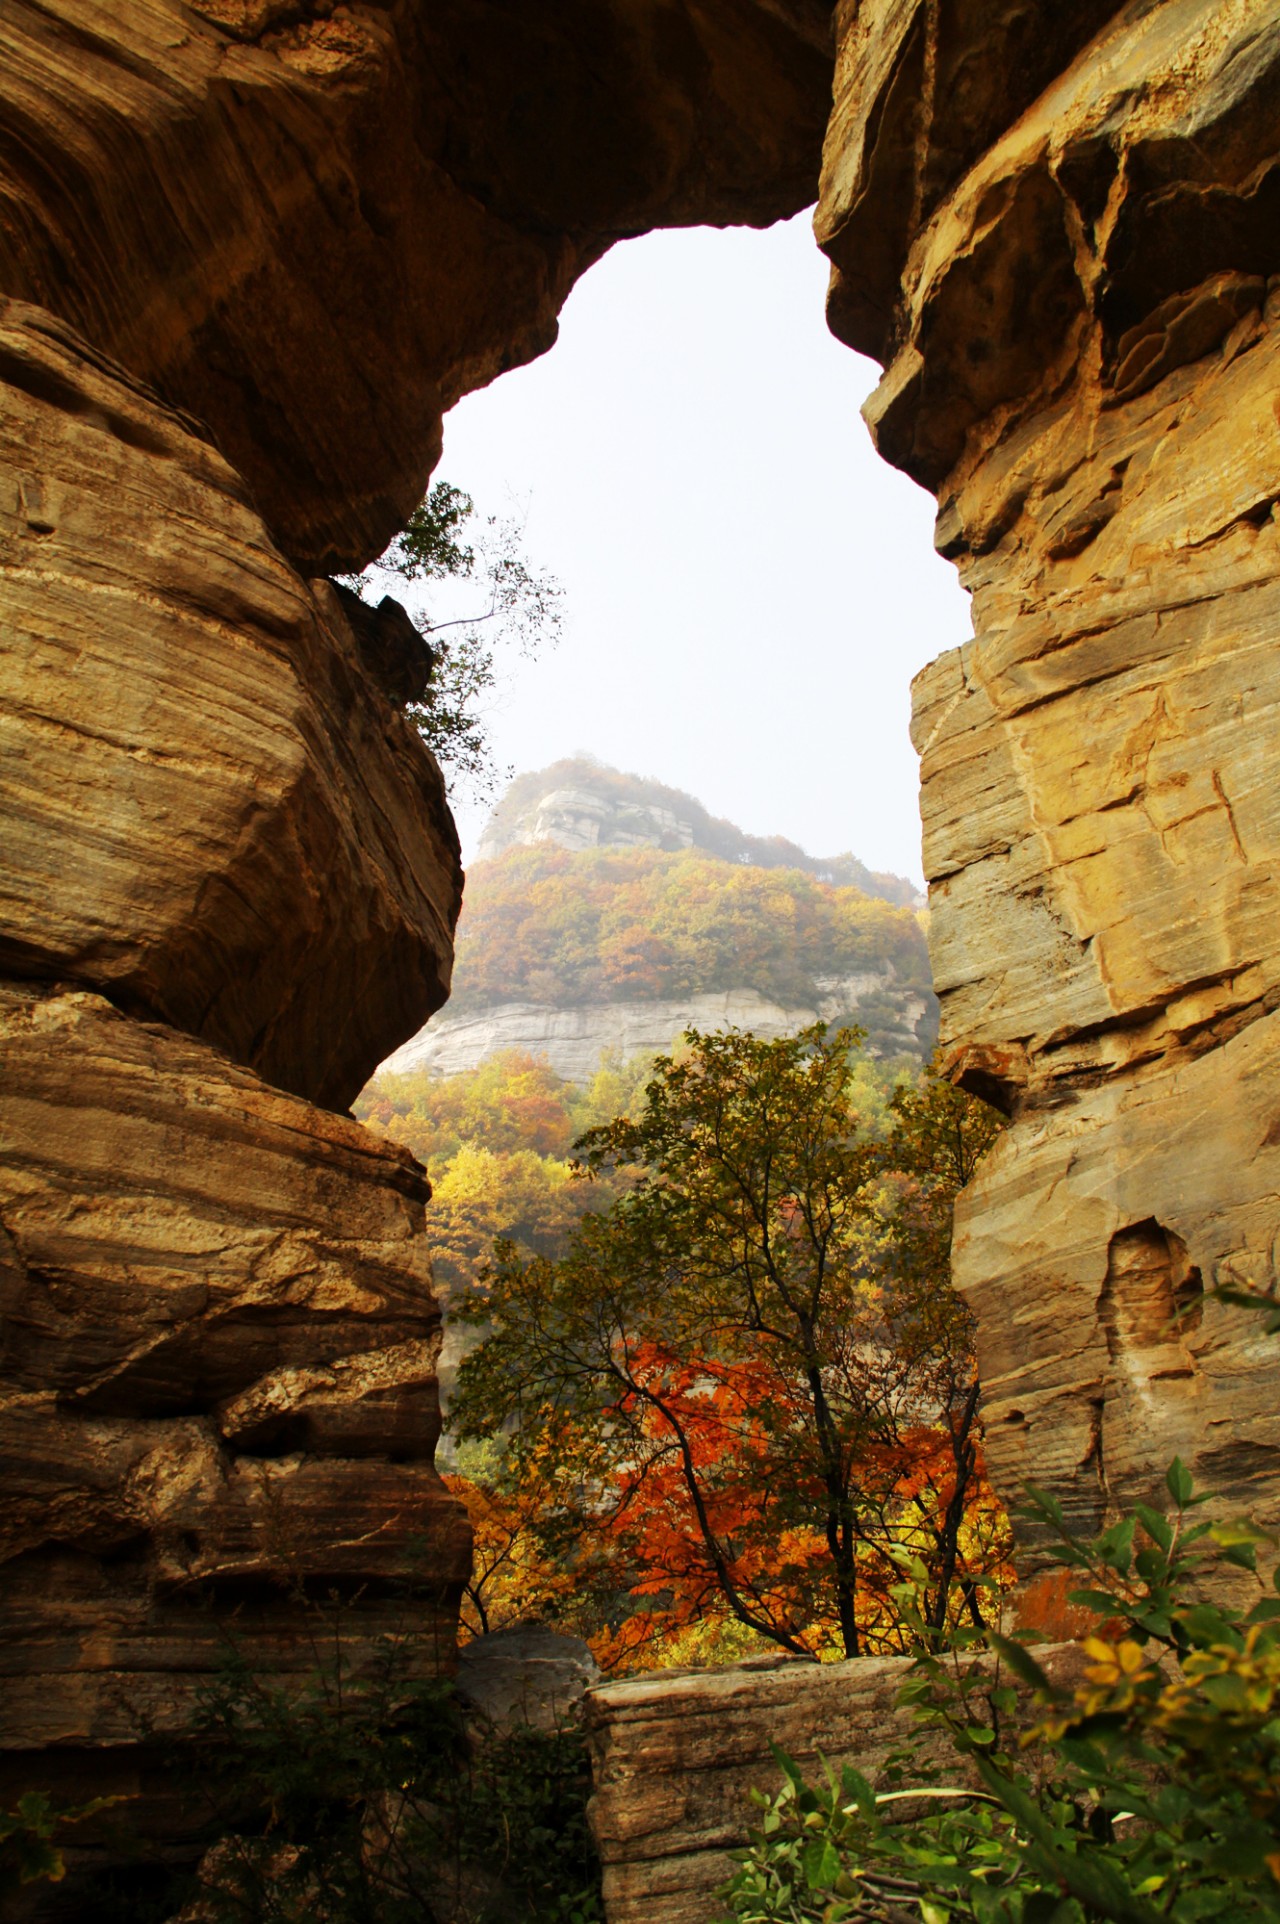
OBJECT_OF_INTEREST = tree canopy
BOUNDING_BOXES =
[450,1026,1009,1667]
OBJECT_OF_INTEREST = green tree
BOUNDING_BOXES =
[451,1026,1008,1663]
[349,481,563,801]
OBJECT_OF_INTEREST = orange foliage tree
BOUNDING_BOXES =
[450,1026,1011,1668]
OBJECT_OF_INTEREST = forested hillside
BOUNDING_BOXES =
[381,760,938,1078]
[352,769,1014,1678]
[480,755,922,906]
[449,844,930,1021]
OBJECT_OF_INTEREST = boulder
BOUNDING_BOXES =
[0,299,461,1110]
[585,1643,1086,1922]
[455,1622,602,1733]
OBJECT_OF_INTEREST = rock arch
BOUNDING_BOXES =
[3,0,1280,1881]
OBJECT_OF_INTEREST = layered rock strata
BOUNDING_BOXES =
[0,0,834,573]
[815,0,1280,1558]
[0,299,460,1112]
[0,294,473,1862]
[0,980,470,1811]
[586,1653,922,1924]
[585,1647,1083,1924]
[0,0,838,1884]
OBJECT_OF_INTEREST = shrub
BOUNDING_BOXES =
[720,1457,1280,1922]
[54,1624,601,1924]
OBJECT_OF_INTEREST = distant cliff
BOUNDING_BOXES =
[383,980,934,1081]
[478,758,924,908]
[382,763,937,1081]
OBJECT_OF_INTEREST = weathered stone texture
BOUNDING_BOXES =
[0,0,834,573]
[586,1653,923,1924]
[0,0,839,1886]
[814,0,1280,1550]
[0,299,460,1113]
[0,981,470,1766]
[585,1646,1083,1924]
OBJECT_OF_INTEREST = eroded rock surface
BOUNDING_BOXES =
[814,0,1280,1554]
[0,0,834,572]
[0,982,469,1794]
[0,298,461,1112]
[585,1653,919,1924]
[586,1643,1088,1921]
[0,1,839,1887]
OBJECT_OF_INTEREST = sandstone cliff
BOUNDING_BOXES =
[6,0,1280,1904]
[0,0,833,574]
[813,0,1280,1576]
[0,0,837,1890]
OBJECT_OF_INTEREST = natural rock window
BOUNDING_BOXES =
[1098,1218,1204,1358]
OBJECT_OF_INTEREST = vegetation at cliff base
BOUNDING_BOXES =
[721,1447,1280,1923]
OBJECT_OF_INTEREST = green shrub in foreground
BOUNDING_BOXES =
[721,1457,1280,1924]
[179,1640,603,1924]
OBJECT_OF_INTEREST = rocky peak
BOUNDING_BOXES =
[478,779,695,860]
[475,758,923,907]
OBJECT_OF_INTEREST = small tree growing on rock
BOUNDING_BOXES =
[345,480,563,802]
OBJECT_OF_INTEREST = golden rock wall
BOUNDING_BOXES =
[815,0,1280,1559]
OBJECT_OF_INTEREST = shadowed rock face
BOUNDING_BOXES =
[813,0,1280,1568]
[0,0,834,573]
[0,983,470,1812]
[6,0,1280,1890]
[584,1645,1085,1923]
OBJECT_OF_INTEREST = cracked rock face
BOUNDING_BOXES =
[0,300,461,1112]
[0,0,837,1880]
[814,0,1280,1564]
[584,1645,1085,1923]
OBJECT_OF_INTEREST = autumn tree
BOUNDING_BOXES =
[450,1026,1009,1665]
[448,844,933,1055]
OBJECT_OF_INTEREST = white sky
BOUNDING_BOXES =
[427,211,971,888]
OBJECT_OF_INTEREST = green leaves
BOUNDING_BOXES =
[801,1835,841,1890]
[1133,1505,1173,1553]
[1166,1458,1195,1508]
[986,1632,1052,1694]
[354,477,564,803]
[383,479,476,582]
[722,1446,1280,1924]
[0,1791,120,1897]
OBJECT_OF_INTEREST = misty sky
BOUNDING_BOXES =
[422,211,971,887]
